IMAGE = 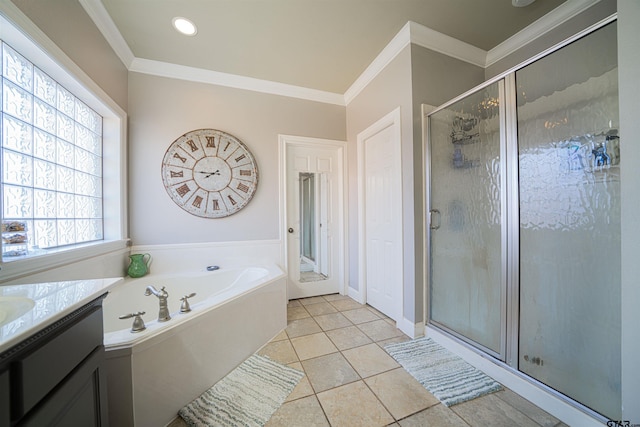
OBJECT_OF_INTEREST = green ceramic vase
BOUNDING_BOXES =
[127,253,151,278]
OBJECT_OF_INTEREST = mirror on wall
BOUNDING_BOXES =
[299,172,329,283]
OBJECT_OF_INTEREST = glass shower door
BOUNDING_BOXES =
[428,80,505,357]
[516,22,620,420]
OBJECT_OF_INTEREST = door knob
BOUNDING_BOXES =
[288,227,294,233]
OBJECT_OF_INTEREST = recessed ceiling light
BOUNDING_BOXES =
[172,17,197,36]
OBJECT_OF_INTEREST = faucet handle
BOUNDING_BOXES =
[119,311,145,319]
[119,311,146,333]
[179,293,197,313]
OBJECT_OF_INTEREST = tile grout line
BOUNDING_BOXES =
[289,334,334,427]
[282,295,481,426]
[490,390,554,427]
[292,294,359,427]
[329,313,424,425]
[285,294,432,426]
[181,294,539,427]
[310,297,413,426]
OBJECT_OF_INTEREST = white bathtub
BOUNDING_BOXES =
[103,264,287,427]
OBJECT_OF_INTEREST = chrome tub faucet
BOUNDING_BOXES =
[144,285,171,322]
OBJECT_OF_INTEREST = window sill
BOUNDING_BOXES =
[0,239,130,284]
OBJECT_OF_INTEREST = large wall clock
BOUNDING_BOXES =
[161,129,259,218]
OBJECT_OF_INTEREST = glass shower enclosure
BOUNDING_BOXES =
[428,80,506,358]
[426,20,620,420]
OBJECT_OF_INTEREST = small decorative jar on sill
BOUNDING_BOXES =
[127,253,151,278]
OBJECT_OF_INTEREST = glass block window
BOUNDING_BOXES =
[1,42,103,259]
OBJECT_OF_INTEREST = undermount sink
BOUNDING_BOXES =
[0,296,35,327]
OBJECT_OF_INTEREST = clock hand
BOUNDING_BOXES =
[196,170,221,178]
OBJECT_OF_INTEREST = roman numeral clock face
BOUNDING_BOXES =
[161,129,259,218]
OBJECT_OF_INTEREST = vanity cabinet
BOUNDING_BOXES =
[0,295,108,426]
[1,369,9,427]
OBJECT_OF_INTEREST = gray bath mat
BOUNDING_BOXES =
[384,337,502,406]
[179,354,304,427]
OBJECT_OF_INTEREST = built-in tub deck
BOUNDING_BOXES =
[103,265,286,427]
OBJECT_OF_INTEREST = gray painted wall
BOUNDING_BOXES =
[11,0,129,112]
[127,72,346,245]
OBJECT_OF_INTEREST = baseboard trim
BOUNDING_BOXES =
[397,318,425,339]
[347,286,364,304]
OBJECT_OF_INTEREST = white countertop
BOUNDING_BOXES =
[0,277,124,354]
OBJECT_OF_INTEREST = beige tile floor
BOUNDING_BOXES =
[172,294,570,427]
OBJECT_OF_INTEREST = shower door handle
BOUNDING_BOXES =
[429,209,441,230]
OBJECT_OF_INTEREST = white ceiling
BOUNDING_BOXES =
[91,0,570,96]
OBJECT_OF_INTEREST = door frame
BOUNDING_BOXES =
[421,104,437,331]
[279,134,348,298]
[357,107,403,323]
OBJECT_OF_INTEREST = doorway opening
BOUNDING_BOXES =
[279,135,347,300]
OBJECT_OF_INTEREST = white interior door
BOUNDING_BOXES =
[283,138,345,299]
[358,108,403,321]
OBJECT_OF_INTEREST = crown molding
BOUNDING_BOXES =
[344,21,486,105]
[79,0,602,106]
[79,0,343,105]
[130,58,345,105]
[78,0,134,68]
[409,21,486,68]
[345,1,602,104]
[485,0,601,67]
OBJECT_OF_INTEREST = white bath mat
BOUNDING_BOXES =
[384,337,502,407]
[178,354,304,427]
